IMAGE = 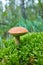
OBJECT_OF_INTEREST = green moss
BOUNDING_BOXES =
[0,32,43,65]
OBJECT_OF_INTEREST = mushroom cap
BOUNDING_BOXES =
[8,27,28,36]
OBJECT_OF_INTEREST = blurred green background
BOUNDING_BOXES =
[0,0,43,37]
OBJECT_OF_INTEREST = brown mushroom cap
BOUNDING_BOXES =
[8,27,28,36]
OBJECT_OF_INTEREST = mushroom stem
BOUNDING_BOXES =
[15,36,20,45]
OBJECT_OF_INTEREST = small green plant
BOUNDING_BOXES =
[0,32,43,65]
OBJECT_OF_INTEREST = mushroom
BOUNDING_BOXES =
[8,27,28,45]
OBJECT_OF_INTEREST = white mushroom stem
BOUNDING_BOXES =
[15,36,20,45]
